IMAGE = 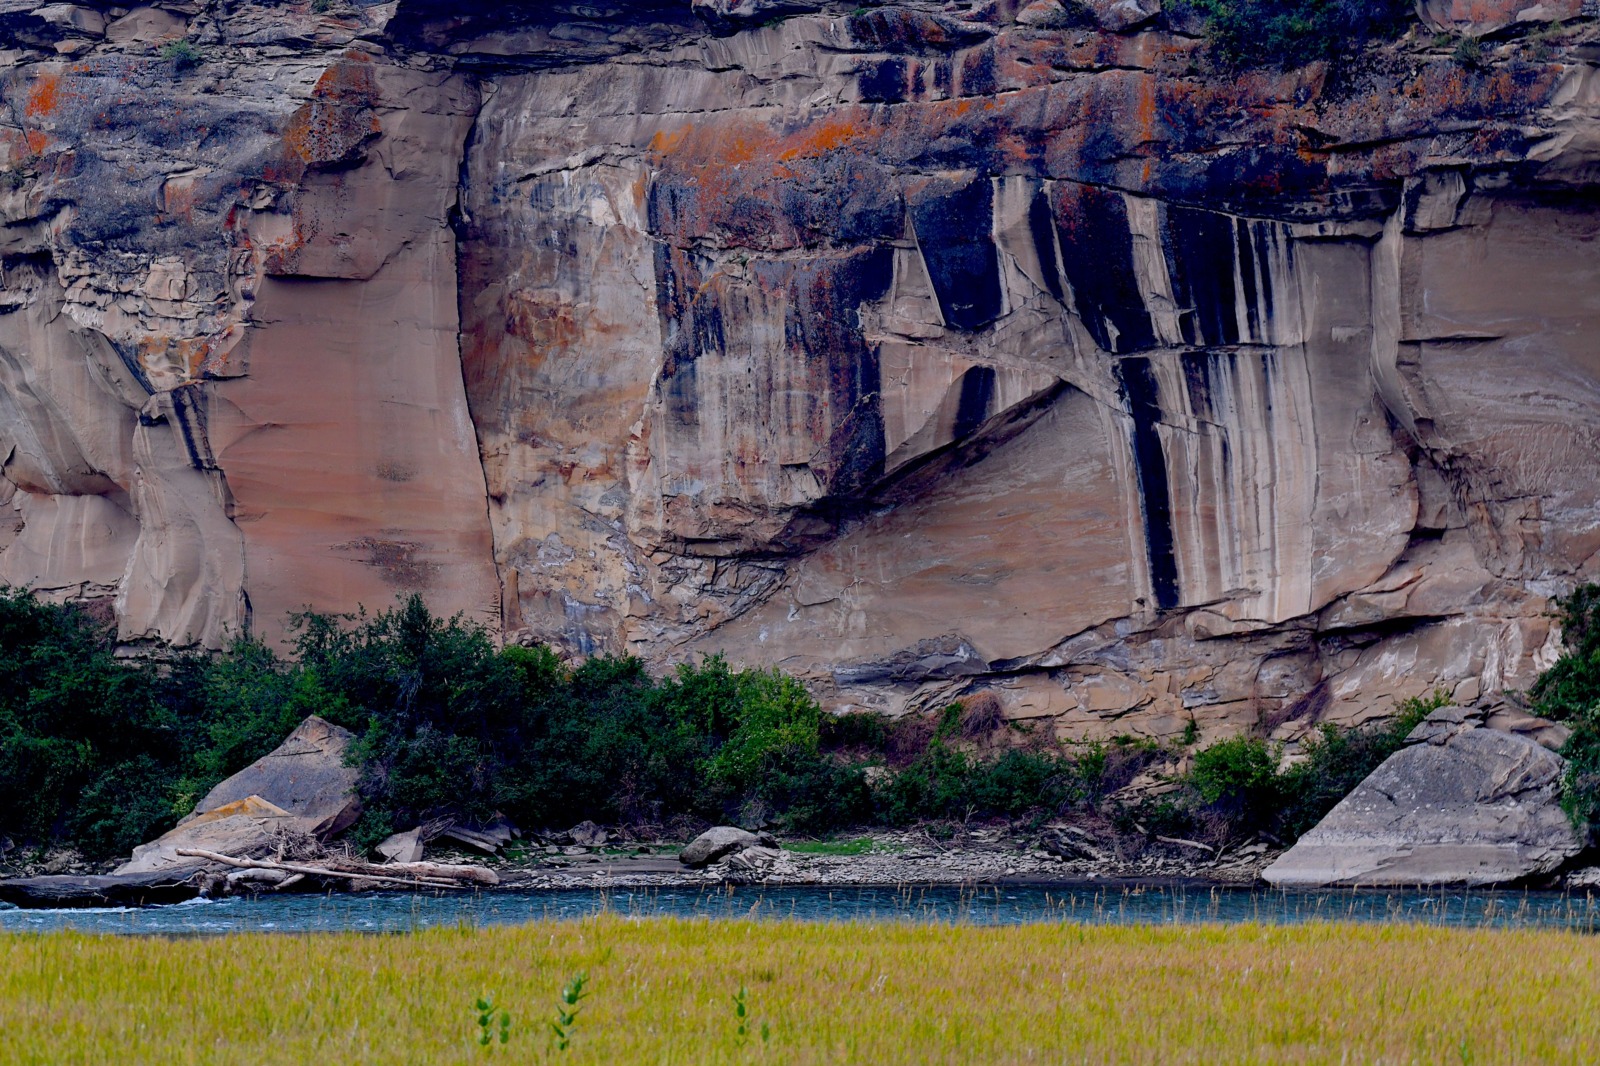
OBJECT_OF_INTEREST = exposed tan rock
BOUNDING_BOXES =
[190,715,362,837]
[1,2,1599,747]
[117,796,295,876]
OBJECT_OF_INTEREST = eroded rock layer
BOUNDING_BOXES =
[2,0,1599,743]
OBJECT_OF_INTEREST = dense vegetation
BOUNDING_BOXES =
[0,590,1124,858]
[1530,584,1600,830]
[1176,0,1416,69]
[0,584,1479,863]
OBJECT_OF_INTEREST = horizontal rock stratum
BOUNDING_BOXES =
[1,1,1599,743]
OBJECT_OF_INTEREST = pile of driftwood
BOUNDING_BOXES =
[176,848,499,896]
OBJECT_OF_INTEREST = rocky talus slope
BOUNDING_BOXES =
[1,0,1598,744]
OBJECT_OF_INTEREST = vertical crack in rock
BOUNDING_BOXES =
[451,70,504,631]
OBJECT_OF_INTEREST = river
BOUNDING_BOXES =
[4,882,1600,934]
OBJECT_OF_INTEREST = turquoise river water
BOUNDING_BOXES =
[5,882,1600,934]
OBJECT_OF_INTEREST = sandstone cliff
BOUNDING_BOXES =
[2,0,1598,745]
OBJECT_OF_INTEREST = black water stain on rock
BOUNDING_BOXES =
[909,178,1003,332]
[1163,203,1240,347]
[1116,357,1179,611]
[1053,184,1153,354]
[1027,184,1065,304]
[859,57,909,103]
[953,365,995,441]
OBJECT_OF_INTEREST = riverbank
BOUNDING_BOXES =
[0,820,1283,904]
[4,916,1598,1063]
[485,825,1279,891]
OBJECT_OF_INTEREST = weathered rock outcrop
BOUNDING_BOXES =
[117,715,359,875]
[1,1,1599,744]
[1263,705,1586,886]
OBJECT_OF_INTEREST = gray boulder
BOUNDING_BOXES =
[691,0,823,31]
[116,716,362,876]
[1015,0,1161,31]
[190,715,362,837]
[376,828,425,864]
[568,820,609,848]
[680,826,777,867]
[1264,706,1585,887]
[0,871,201,909]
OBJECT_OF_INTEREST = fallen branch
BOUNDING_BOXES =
[176,849,466,890]
[1154,835,1217,855]
[360,859,499,886]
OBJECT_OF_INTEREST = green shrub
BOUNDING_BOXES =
[1174,0,1415,69]
[1188,736,1282,828]
[1528,584,1600,830]
[1173,688,1452,844]
[1,584,1471,861]
[160,39,201,71]
[0,588,196,859]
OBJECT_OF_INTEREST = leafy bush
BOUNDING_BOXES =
[1189,736,1281,822]
[0,589,194,858]
[0,584,1469,861]
[1158,688,1452,845]
[1175,0,1415,69]
[160,39,201,71]
[1529,584,1600,830]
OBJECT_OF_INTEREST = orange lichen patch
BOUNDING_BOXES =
[198,323,248,380]
[283,97,380,166]
[22,130,48,157]
[311,51,377,104]
[647,125,691,156]
[282,55,380,168]
[24,74,60,119]
[776,112,879,161]
[161,175,196,222]
[135,335,213,384]
[1135,72,1157,144]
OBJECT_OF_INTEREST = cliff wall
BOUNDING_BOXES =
[2,0,1599,744]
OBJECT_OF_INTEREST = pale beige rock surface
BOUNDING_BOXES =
[0,1,1598,747]
[1263,706,1586,887]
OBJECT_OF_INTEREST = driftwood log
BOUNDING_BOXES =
[175,849,498,890]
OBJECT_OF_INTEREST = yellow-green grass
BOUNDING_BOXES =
[3,917,1598,1064]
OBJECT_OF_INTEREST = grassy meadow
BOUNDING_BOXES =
[2,917,1597,1064]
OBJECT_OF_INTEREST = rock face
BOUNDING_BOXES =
[117,715,360,875]
[1263,706,1586,887]
[1,2,1599,743]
